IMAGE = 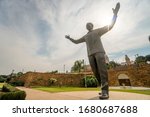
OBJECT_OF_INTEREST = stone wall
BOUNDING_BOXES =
[15,64,150,87]
[16,72,85,87]
[108,64,150,87]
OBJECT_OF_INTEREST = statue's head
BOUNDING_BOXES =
[86,22,93,31]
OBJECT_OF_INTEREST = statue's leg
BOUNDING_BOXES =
[88,54,101,85]
[95,53,109,99]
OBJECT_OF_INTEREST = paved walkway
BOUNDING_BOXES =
[17,87,150,100]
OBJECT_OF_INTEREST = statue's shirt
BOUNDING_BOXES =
[81,26,109,56]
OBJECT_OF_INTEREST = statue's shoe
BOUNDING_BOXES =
[99,94,109,100]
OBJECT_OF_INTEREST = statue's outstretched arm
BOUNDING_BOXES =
[65,35,85,44]
[109,2,120,30]
[97,2,120,36]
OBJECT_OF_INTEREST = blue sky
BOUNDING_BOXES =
[0,0,150,74]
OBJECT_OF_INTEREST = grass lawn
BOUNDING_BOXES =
[0,83,4,92]
[110,89,150,95]
[33,87,99,93]
[33,86,150,95]
[0,83,4,88]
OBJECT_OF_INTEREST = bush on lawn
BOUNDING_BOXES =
[2,83,18,92]
[0,76,6,83]
[0,83,26,100]
[83,76,98,87]
[0,91,26,100]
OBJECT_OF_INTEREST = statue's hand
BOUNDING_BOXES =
[65,35,70,39]
[112,2,120,15]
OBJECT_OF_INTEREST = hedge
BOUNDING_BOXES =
[0,91,26,100]
[0,83,26,100]
[10,80,25,86]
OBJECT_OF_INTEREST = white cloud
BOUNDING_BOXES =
[0,0,150,74]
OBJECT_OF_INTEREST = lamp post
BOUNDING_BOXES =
[83,59,87,88]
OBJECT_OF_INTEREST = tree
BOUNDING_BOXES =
[135,56,146,64]
[71,60,84,72]
[49,70,58,74]
[16,72,23,77]
[107,61,121,69]
[145,54,150,62]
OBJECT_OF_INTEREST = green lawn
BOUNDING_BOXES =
[110,89,150,95]
[33,87,99,93]
[0,83,4,88]
[33,86,150,95]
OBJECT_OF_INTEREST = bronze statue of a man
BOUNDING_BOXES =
[65,2,120,99]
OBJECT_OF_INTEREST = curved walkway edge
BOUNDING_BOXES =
[17,87,150,100]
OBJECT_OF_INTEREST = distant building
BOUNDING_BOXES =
[121,61,134,66]
[121,55,134,65]
[84,65,92,72]
[121,62,126,66]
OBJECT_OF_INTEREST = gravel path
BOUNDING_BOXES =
[17,87,150,100]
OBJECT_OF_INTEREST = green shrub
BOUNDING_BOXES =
[2,83,18,92]
[0,91,26,100]
[10,80,25,86]
[48,78,57,86]
[0,83,26,100]
[0,76,6,83]
[83,76,98,87]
